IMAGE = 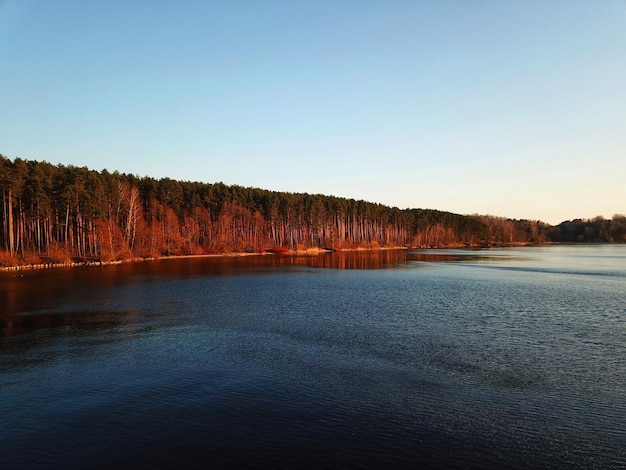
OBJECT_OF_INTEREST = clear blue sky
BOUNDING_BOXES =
[1,1,625,225]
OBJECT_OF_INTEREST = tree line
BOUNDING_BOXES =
[551,216,626,243]
[0,155,619,267]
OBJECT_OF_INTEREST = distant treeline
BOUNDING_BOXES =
[552,216,626,243]
[0,155,621,266]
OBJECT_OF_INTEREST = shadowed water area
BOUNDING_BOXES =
[1,246,625,469]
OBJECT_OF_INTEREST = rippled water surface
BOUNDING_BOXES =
[1,246,625,469]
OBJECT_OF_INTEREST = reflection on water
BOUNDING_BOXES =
[1,246,625,469]
[0,251,412,322]
[0,248,535,322]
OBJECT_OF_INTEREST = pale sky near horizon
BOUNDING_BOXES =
[1,1,625,225]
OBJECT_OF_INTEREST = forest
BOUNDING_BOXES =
[0,155,623,267]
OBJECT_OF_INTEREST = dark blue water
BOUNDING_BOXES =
[1,246,625,469]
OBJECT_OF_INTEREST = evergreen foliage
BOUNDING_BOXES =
[2,154,616,267]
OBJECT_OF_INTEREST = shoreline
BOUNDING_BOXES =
[0,247,394,272]
[0,242,550,272]
[0,251,270,272]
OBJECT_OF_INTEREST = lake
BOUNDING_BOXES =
[1,245,625,469]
